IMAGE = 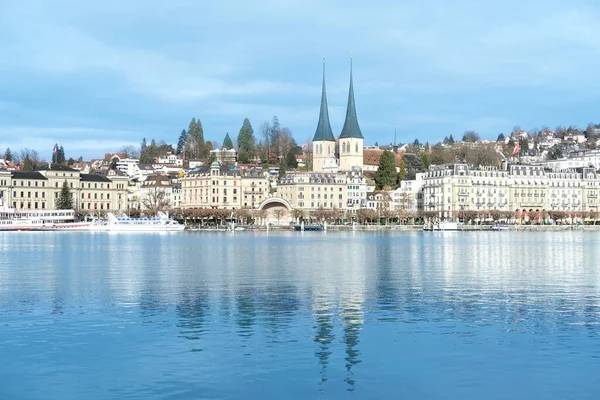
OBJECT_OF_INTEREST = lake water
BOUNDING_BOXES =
[0,231,599,399]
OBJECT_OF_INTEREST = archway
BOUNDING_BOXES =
[257,197,293,226]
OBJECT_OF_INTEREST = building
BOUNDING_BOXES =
[312,59,364,172]
[392,174,424,213]
[181,162,269,210]
[419,163,600,217]
[210,149,237,165]
[138,174,180,211]
[278,167,367,211]
[365,191,393,210]
[0,164,128,212]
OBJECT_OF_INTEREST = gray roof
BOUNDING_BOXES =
[312,61,335,142]
[339,61,364,140]
[38,164,78,172]
[80,174,112,182]
[12,171,47,180]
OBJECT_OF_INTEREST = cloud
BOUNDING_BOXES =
[2,0,600,155]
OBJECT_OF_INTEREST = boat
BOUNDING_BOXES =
[491,224,510,231]
[294,224,325,231]
[90,211,185,232]
[0,200,90,231]
[423,221,463,231]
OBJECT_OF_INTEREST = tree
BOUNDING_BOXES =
[397,159,407,182]
[403,153,426,180]
[176,129,188,155]
[22,156,33,171]
[141,187,171,216]
[374,141,379,147]
[58,146,66,164]
[56,180,74,210]
[120,145,140,159]
[4,148,12,162]
[448,134,455,144]
[223,133,234,150]
[51,143,58,164]
[420,152,430,169]
[375,150,398,190]
[462,130,480,142]
[278,158,286,180]
[285,150,298,169]
[547,145,563,160]
[67,157,75,166]
[208,152,217,164]
[109,157,118,170]
[497,133,505,142]
[237,118,256,164]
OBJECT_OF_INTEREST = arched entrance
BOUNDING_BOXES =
[257,197,293,226]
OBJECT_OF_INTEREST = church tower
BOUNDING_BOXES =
[338,58,364,172]
[312,59,336,173]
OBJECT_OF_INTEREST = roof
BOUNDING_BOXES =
[339,61,364,140]
[363,149,402,166]
[80,174,112,182]
[188,163,240,177]
[38,164,78,172]
[312,61,336,142]
[12,171,47,180]
[141,174,173,187]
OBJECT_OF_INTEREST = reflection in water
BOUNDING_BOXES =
[1,231,600,399]
[312,297,334,387]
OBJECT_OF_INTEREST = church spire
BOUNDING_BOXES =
[312,57,335,142]
[339,57,364,139]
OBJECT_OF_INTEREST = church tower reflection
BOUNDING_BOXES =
[312,297,335,387]
[341,300,363,391]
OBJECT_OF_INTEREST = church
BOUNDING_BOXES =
[312,59,364,173]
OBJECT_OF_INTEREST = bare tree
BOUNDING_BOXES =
[120,145,140,159]
[140,187,171,216]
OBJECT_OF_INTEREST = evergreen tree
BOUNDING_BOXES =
[208,152,217,164]
[22,156,33,171]
[397,159,407,183]
[176,129,188,155]
[497,133,505,142]
[237,118,256,164]
[448,134,455,144]
[420,152,430,169]
[52,143,58,164]
[285,150,298,169]
[4,148,12,162]
[58,146,65,164]
[223,133,234,150]
[375,150,398,190]
[278,158,286,180]
[67,157,75,166]
[56,180,74,210]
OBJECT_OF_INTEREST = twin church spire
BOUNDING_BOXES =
[312,57,363,142]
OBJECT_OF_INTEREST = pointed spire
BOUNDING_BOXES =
[339,57,364,139]
[312,57,336,142]
[393,123,397,147]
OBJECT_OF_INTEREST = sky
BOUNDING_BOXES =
[1,0,600,160]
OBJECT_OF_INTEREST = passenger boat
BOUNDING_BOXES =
[90,211,185,232]
[0,201,90,231]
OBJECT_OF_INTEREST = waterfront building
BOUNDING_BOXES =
[0,165,128,212]
[391,174,424,213]
[278,167,366,211]
[181,162,269,210]
[419,163,600,216]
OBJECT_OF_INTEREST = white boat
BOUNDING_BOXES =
[0,200,90,231]
[423,221,463,231]
[90,211,185,232]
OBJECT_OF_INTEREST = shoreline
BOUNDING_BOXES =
[186,224,600,232]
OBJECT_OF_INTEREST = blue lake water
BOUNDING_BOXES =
[0,231,599,399]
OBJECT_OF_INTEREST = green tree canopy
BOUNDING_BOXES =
[56,180,74,210]
[222,132,234,150]
[497,133,505,142]
[4,148,12,162]
[375,150,398,190]
[420,152,430,169]
[403,153,426,180]
[397,159,406,185]
[285,149,298,169]
[448,134,455,144]
[22,156,33,171]
[237,118,256,164]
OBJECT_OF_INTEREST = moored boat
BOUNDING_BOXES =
[0,201,90,231]
[90,211,185,232]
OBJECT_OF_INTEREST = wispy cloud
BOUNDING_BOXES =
[1,0,600,156]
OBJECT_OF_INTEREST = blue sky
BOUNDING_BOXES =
[1,0,600,160]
